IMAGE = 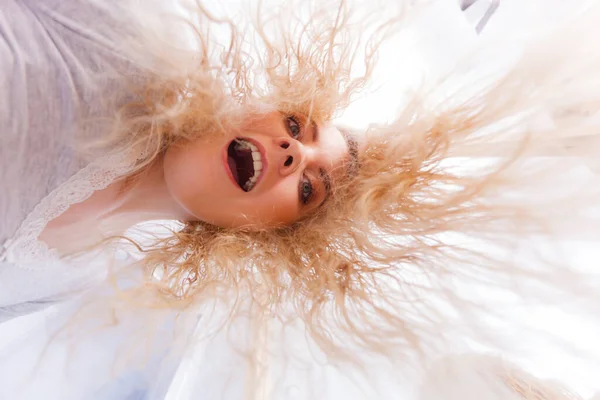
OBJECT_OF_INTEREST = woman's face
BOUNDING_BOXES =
[163,112,353,228]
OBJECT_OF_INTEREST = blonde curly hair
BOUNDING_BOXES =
[419,355,585,400]
[96,0,600,362]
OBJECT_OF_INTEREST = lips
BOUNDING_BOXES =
[225,138,265,192]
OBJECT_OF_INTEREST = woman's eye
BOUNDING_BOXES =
[286,116,302,139]
[299,175,313,205]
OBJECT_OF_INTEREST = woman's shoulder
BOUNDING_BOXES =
[0,0,175,241]
[11,0,166,77]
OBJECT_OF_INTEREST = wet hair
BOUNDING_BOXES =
[97,0,600,362]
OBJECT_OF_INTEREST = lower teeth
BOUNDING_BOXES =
[235,139,258,191]
[244,180,256,191]
[235,139,250,150]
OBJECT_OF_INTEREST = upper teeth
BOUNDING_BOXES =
[234,139,263,191]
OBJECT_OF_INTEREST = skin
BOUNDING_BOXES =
[162,111,351,227]
[41,111,350,252]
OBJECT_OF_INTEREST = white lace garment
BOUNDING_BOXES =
[0,0,159,322]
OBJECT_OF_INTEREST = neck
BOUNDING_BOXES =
[101,156,192,227]
[40,156,193,255]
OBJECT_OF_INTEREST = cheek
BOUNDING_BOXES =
[245,180,301,226]
[163,141,304,227]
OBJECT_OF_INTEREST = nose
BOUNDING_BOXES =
[276,138,305,177]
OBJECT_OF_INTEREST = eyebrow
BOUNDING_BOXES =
[339,127,360,177]
[319,167,332,203]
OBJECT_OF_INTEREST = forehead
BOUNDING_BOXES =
[299,123,356,217]
[317,124,348,165]
[317,124,360,184]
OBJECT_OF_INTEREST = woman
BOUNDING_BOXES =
[2,0,600,397]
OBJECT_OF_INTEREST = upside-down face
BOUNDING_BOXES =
[163,111,356,228]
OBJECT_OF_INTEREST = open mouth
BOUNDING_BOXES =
[226,138,264,192]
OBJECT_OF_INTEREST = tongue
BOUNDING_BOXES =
[227,142,255,190]
[227,156,239,182]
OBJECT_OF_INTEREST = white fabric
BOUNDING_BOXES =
[0,1,192,398]
[1,0,600,399]
[0,0,155,320]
